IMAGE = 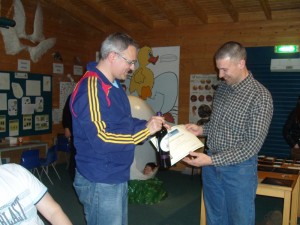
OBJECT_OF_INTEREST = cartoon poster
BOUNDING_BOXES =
[189,74,219,125]
[123,46,180,125]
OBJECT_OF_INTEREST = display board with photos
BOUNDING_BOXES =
[0,71,52,138]
[189,74,219,125]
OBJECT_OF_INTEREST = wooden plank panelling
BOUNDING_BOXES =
[1,0,300,163]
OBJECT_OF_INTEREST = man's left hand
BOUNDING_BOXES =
[182,151,212,167]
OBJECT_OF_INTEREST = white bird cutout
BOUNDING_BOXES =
[13,0,27,39]
[27,2,45,43]
[0,26,27,54]
[0,0,56,62]
[28,37,56,63]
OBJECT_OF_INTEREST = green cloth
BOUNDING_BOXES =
[128,178,167,205]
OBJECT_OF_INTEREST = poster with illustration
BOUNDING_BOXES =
[189,74,219,125]
[8,99,17,116]
[57,82,75,122]
[123,46,180,125]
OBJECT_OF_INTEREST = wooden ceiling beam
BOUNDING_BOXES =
[119,0,153,28]
[84,0,133,32]
[220,0,239,22]
[259,0,272,20]
[40,0,108,33]
[152,0,179,26]
[185,0,208,24]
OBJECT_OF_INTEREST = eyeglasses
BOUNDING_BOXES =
[115,52,137,65]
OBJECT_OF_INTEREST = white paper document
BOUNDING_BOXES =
[151,124,204,165]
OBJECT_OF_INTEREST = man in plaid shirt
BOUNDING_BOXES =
[183,41,273,225]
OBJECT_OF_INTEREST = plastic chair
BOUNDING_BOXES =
[56,134,71,168]
[20,149,41,179]
[40,145,61,185]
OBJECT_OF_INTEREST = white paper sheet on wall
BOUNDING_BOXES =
[9,119,19,136]
[0,93,8,110]
[57,82,75,122]
[22,97,34,115]
[26,80,41,96]
[0,73,10,90]
[8,99,17,116]
[35,97,44,112]
[43,76,51,92]
[11,82,23,99]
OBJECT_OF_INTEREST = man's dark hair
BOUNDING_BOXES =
[215,41,247,62]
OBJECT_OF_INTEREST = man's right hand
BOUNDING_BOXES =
[146,116,170,135]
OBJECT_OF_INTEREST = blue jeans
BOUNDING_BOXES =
[202,156,257,225]
[74,171,128,225]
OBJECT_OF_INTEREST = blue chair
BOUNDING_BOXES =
[56,134,71,168]
[20,149,41,179]
[40,145,61,185]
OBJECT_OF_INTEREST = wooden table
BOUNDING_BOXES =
[0,141,48,164]
[200,170,300,225]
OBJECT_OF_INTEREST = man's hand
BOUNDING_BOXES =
[146,116,170,135]
[182,151,212,167]
[185,124,203,136]
[64,128,71,139]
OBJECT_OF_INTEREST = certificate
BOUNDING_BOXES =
[151,124,204,165]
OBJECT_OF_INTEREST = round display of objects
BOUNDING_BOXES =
[198,95,205,102]
[205,85,211,90]
[192,105,197,115]
[190,95,197,102]
[198,104,212,118]
[197,118,210,125]
[206,95,212,102]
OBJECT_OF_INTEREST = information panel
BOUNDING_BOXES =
[0,71,52,138]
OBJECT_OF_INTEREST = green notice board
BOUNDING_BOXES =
[0,71,52,138]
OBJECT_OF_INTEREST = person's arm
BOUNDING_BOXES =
[64,127,72,139]
[62,95,72,130]
[36,193,72,225]
[283,109,298,148]
[75,76,165,150]
[211,91,273,166]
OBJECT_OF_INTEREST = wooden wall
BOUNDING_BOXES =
[0,0,105,162]
[135,21,300,126]
[1,0,300,163]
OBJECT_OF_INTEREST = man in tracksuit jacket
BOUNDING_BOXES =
[70,32,168,225]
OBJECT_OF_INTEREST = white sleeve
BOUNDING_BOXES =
[8,164,47,204]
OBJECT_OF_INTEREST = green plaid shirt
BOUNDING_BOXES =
[203,73,273,166]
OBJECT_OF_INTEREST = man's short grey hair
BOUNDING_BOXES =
[100,32,139,60]
[215,41,247,62]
